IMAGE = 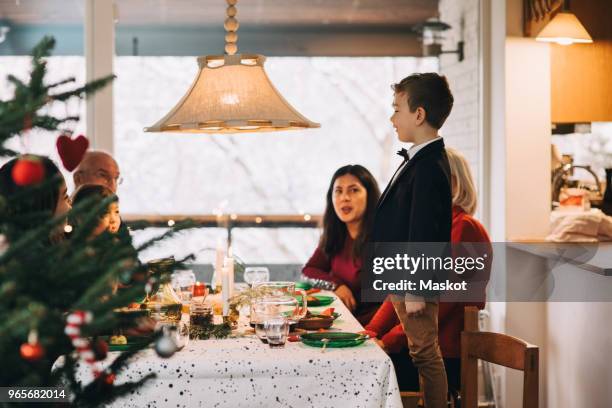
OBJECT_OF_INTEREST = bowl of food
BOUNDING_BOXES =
[297,308,339,330]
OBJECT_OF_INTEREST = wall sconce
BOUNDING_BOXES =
[413,18,464,62]
[0,26,10,44]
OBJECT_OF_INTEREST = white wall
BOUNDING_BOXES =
[438,0,483,216]
[504,38,552,240]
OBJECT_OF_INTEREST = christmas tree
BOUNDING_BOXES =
[0,36,193,406]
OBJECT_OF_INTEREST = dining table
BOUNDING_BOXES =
[83,290,403,408]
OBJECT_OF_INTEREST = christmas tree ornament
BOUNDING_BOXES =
[20,329,45,362]
[154,333,177,358]
[11,155,45,186]
[102,372,116,385]
[65,310,102,377]
[56,133,89,172]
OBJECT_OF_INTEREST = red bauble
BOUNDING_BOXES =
[56,133,89,172]
[93,338,109,361]
[103,373,115,385]
[20,342,45,362]
[11,157,45,186]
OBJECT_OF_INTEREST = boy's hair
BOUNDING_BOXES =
[392,73,454,129]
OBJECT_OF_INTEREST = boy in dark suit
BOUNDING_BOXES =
[372,73,454,408]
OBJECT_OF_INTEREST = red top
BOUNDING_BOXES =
[364,206,491,358]
[302,235,362,299]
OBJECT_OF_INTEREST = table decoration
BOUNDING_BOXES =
[144,281,182,323]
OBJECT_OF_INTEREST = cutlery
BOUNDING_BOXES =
[321,338,329,353]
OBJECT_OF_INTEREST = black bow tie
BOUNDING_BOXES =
[397,148,409,161]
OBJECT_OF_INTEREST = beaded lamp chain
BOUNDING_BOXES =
[224,0,239,55]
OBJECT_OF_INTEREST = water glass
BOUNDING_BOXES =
[244,267,270,286]
[264,317,289,348]
[172,270,196,303]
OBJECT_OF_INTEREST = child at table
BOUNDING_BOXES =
[301,164,381,324]
[364,147,491,393]
[70,184,120,238]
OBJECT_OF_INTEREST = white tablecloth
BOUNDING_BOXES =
[99,293,402,408]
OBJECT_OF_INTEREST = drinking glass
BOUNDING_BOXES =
[251,298,282,343]
[264,317,289,348]
[244,267,270,286]
[251,295,304,341]
[172,270,196,303]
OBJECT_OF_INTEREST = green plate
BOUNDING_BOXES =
[300,295,335,307]
[294,282,312,290]
[301,332,367,348]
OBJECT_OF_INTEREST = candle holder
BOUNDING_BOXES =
[223,310,239,330]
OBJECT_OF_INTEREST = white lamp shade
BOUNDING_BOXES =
[536,11,593,45]
[145,54,320,133]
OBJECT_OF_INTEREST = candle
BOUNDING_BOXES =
[214,238,226,289]
[193,281,206,297]
[221,265,230,316]
[224,252,235,297]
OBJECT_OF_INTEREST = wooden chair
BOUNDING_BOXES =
[461,307,539,408]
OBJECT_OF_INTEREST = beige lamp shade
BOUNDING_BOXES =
[536,11,593,45]
[145,54,320,133]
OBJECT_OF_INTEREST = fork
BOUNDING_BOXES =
[321,338,330,353]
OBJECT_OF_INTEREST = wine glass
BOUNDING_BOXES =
[244,267,270,286]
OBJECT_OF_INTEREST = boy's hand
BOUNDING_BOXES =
[334,284,357,311]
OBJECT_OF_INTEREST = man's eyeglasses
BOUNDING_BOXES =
[95,170,123,186]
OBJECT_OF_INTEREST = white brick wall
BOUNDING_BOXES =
[439,0,482,195]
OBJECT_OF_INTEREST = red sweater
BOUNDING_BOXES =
[364,206,491,358]
[302,235,362,300]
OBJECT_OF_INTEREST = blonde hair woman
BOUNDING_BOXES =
[445,147,478,215]
[364,147,491,393]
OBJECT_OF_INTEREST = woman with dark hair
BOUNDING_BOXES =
[0,156,71,242]
[302,164,381,324]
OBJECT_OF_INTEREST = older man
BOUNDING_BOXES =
[74,151,122,193]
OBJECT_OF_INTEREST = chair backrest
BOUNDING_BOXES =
[461,307,539,408]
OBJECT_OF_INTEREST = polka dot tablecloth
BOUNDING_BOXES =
[92,293,402,408]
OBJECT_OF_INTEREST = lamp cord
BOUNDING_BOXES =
[225,0,239,55]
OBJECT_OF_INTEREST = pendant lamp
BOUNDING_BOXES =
[536,0,593,46]
[145,0,320,134]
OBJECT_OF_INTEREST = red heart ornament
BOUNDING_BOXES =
[56,134,89,172]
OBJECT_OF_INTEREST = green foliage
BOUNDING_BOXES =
[0,37,193,406]
[0,36,114,156]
